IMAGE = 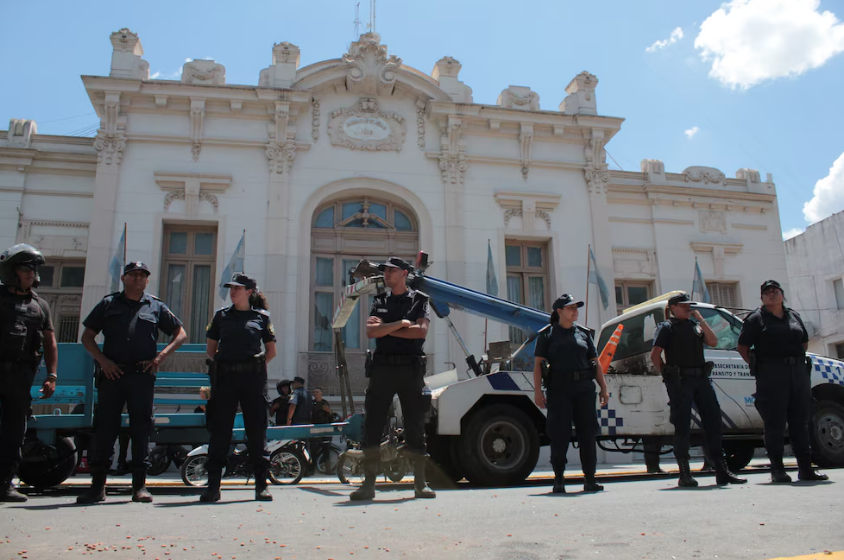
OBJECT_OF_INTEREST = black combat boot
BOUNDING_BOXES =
[255,474,273,501]
[131,471,153,503]
[583,474,604,493]
[350,460,378,501]
[552,468,566,494]
[0,477,27,503]
[677,459,698,487]
[413,457,436,499]
[769,456,792,483]
[199,472,222,503]
[77,472,107,504]
[797,457,829,482]
[715,458,747,485]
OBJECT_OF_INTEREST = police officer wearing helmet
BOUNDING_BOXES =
[534,294,608,494]
[351,256,435,501]
[651,292,746,487]
[77,261,187,504]
[270,379,292,426]
[0,244,57,502]
[201,273,277,503]
[737,280,828,483]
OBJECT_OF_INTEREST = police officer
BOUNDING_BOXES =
[651,292,746,487]
[285,376,312,426]
[0,244,57,503]
[737,280,828,483]
[533,294,608,494]
[201,273,277,503]
[351,256,435,500]
[77,261,186,504]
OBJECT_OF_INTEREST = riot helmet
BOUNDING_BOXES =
[0,244,45,289]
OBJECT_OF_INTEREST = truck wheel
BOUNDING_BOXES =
[18,437,78,489]
[811,400,844,467]
[457,404,539,487]
[723,441,756,472]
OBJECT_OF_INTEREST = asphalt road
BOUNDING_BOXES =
[2,471,842,560]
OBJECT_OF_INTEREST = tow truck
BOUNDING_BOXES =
[331,252,844,487]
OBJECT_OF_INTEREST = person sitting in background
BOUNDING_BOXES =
[195,386,211,414]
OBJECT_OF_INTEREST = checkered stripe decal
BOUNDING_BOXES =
[814,356,844,387]
[599,404,624,436]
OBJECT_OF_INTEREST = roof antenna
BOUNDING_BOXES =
[353,2,362,38]
[368,0,376,33]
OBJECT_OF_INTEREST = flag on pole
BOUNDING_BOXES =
[485,240,499,297]
[108,226,125,293]
[588,246,610,310]
[219,230,245,300]
[692,258,711,303]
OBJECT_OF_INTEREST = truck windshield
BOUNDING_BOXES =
[597,307,664,361]
[694,307,743,350]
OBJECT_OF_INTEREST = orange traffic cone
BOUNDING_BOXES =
[598,324,624,371]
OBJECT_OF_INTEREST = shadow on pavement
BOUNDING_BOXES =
[10,499,133,510]
[333,496,418,507]
[155,498,256,507]
[659,485,728,492]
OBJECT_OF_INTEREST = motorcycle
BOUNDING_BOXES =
[336,424,411,484]
[180,439,308,486]
[308,439,343,476]
[147,444,191,476]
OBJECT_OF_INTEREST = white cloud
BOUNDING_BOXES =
[684,126,700,139]
[695,0,844,89]
[782,227,804,240]
[803,151,844,223]
[150,71,161,79]
[646,27,684,53]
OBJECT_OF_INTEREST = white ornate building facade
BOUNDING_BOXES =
[0,29,788,391]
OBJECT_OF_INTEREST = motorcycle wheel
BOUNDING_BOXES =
[268,448,306,485]
[336,452,363,485]
[316,446,341,475]
[147,447,172,477]
[181,454,209,487]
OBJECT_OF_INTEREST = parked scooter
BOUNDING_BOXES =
[147,444,191,476]
[336,424,410,484]
[181,439,308,486]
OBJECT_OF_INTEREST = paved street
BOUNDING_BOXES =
[2,468,842,560]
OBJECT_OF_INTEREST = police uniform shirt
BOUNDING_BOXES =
[369,289,431,355]
[288,386,312,424]
[206,306,276,363]
[653,318,706,367]
[0,288,54,363]
[83,292,181,364]
[738,307,808,359]
[312,398,333,424]
[534,324,597,373]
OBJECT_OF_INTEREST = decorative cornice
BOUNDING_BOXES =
[690,242,743,254]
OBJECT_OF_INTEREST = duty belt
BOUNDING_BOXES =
[758,355,804,365]
[115,362,149,374]
[372,354,423,366]
[663,365,707,377]
[552,368,594,381]
[218,360,264,375]
[0,360,39,371]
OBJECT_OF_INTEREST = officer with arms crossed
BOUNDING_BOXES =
[534,294,608,494]
[0,244,57,503]
[651,292,746,487]
[351,257,436,500]
[737,280,828,483]
[77,262,187,504]
[202,273,277,503]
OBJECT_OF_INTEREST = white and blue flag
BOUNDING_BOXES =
[588,246,610,310]
[108,227,125,293]
[486,240,499,297]
[219,230,245,300]
[692,258,711,303]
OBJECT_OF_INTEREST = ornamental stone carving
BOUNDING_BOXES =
[431,57,473,103]
[503,208,522,225]
[7,119,37,149]
[683,166,725,185]
[312,99,320,142]
[156,173,230,216]
[497,86,540,111]
[328,98,406,152]
[265,142,297,175]
[736,168,761,183]
[560,71,598,115]
[181,60,226,85]
[519,123,534,179]
[189,98,205,161]
[342,33,401,96]
[93,132,126,165]
[584,167,610,196]
[641,159,666,184]
[699,210,727,234]
[439,152,468,185]
[259,42,300,88]
[109,28,149,80]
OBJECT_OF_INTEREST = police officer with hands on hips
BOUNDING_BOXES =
[202,273,277,503]
[351,256,436,501]
[0,244,57,503]
[534,294,608,494]
[651,292,746,487]
[737,279,828,483]
[77,261,186,504]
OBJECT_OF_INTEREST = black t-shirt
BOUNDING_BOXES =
[369,289,431,355]
[312,399,333,424]
[206,306,276,363]
[534,324,597,373]
[83,292,181,363]
[0,288,54,363]
[738,307,808,359]
[272,395,289,425]
[653,318,706,368]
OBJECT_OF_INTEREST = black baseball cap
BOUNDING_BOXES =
[760,279,782,294]
[668,292,691,306]
[552,294,584,309]
[124,261,150,275]
[378,257,412,272]
[224,273,257,290]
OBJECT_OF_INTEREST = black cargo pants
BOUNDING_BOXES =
[0,362,38,481]
[664,375,723,462]
[363,356,427,458]
[754,363,812,461]
[546,379,599,475]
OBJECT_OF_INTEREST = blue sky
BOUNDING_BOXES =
[2,0,843,238]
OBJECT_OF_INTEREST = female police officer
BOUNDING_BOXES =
[737,279,828,483]
[201,273,277,503]
[533,294,608,494]
[651,292,746,487]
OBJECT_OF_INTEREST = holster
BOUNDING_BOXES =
[749,350,758,377]
[414,355,427,377]
[205,358,218,429]
[703,361,715,377]
[540,360,551,390]
[94,362,104,389]
[805,355,813,375]
[364,350,373,378]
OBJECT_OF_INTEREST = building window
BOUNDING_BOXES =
[505,241,549,346]
[707,282,740,308]
[833,278,844,311]
[615,281,653,315]
[159,225,217,344]
[309,197,418,352]
[37,261,85,343]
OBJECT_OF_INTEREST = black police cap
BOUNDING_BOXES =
[760,279,782,294]
[293,376,306,384]
[124,261,151,275]
[667,292,691,306]
[552,294,584,310]
[224,273,257,291]
[378,257,412,272]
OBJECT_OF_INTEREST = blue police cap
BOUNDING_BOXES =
[224,272,257,291]
[760,279,782,294]
[124,261,150,275]
[668,292,691,306]
[378,257,412,272]
[552,294,584,310]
